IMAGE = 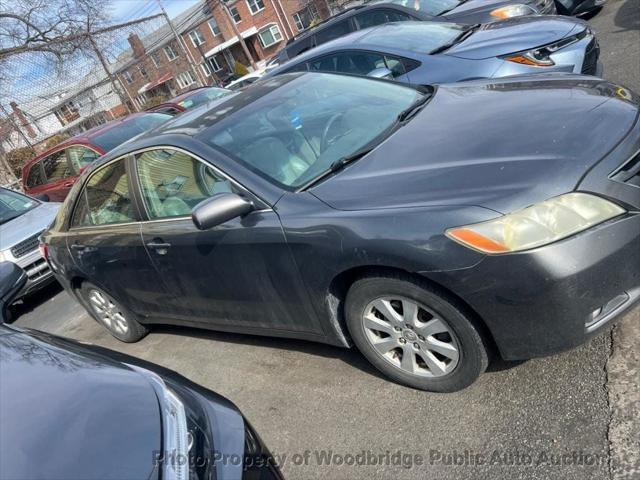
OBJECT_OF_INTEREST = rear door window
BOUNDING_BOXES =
[25,161,45,188]
[71,158,135,227]
[314,20,352,45]
[41,150,72,183]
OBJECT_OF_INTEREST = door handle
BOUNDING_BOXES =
[70,243,87,250]
[146,241,171,255]
[70,243,97,253]
[63,182,74,188]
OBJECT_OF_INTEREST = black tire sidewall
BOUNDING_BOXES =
[345,276,488,393]
[79,282,147,343]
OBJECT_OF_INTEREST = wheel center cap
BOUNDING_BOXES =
[402,329,417,342]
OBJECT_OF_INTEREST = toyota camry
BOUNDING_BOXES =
[42,73,640,392]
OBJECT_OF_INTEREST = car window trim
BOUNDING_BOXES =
[131,146,270,223]
[69,145,271,231]
[306,48,418,78]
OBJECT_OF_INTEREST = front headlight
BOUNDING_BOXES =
[503,32,585,66]
[490,4,536,18]
[446,193,626,254]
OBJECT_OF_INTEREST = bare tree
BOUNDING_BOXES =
[0,0,107,60]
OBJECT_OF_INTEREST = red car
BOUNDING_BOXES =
[147,86,231,115]
[22,112,170,201]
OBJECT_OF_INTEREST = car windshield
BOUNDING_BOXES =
[92,113,171,151]
[0,189,38,225]
[376,0,463,16]
[360,22,467,54]
[178,88,231,109]
[202,73,422,189]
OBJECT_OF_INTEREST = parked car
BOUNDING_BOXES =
[147,86,232,115]
[265,18,601,86]
[225,71,265,91]
[43,72,640,392]
[274,0,557,64]
[0,262,283,480]
[0,188,59,298]
[22,112,171,201]
[555,0,605,15]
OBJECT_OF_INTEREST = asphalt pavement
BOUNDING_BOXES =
[9,1,640,478]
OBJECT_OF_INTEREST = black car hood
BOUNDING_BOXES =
[311,76,639,214]
[0,327,161,480]
[445,16,583,60]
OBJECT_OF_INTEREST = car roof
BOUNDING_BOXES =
[272,23,422,74]
[22,112,165,170]
[155,86,210,107]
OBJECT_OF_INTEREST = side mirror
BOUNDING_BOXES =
[367,67,393,80]
[191,193,254,230]
[34,193,50,202]
[0,262,27,323]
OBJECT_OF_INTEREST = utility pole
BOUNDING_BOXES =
[220,1,257,70]
[88,35,135,113]
[156,0,207,86]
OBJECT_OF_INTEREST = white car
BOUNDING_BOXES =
[225,71,265,90]
[0,188,60,297]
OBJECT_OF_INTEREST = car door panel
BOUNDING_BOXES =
[134,147,324,335]
[139,213,323,334]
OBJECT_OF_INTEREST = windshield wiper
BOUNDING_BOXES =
[430,24,480,54]
[396,92,433,123]
[298,146,374,191]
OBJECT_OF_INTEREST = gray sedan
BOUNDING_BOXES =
[0,188,59,297]
[265,17,601,85]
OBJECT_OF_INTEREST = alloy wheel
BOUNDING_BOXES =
[88,289,129,335]
[362,296,460,377]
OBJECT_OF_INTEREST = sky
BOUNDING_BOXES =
[109,0,200,21]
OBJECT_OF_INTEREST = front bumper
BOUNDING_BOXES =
[427,213,640,360]
[574,0,606,15]
[4,249,55,298]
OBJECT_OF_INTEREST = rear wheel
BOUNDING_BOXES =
[345,275,489,392]
[79,283,148,342]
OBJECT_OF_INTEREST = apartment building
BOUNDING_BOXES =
[114,0,330,109]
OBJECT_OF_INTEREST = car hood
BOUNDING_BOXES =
[0,328,161,480]
[445,16,584,60]
[0,202,60,251]
[310,75,640,214]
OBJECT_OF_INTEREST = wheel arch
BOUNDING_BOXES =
[327,265,499,357]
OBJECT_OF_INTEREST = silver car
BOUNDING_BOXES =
[0,188,60,297]
[265,17,602,85]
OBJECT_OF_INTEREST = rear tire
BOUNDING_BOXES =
[79,282,148,343]
[345,275,489,392]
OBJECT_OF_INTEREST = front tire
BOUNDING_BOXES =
[79,283,148,343]
[345,275,489,392]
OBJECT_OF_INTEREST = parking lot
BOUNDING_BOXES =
[7,1,640,479]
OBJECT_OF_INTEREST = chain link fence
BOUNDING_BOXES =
[0,12,176,187]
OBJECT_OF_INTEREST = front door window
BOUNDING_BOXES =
[135,148,236,220]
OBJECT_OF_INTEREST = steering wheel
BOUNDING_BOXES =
[320,113,347,153]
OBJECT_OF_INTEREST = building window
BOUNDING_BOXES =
[164,43,178,61]
[208,18,221,36]
[151,51,162,68]
[138,64,148,78]
[122,70,134,84]
[54,102,80,125]
[293,3,320,31]
[176,70,197,89]
[188,28,206,47]
[258,24,283,48]
[229,6,241,23]
[202,56,222,76]
[246,0,264,14]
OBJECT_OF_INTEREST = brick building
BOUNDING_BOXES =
[114,0,330,110]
